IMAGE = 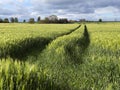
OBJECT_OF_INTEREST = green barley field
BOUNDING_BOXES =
[0,22,120,90]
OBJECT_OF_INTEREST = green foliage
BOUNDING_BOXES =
[4,18,9,23]
[0,18,3,23]
[37,16,41,22]
[23,20,26,23]
[10,17,15,23]
[29,18,35,24]
[58,18,69,23]
[0,37,52,60]
[0,24,78,60]
[0,58,67,90]
[14,17,18,23]
[34,23,120,89]
[0,23,120,90]
[65,25,90,64]
[99,18,102,22]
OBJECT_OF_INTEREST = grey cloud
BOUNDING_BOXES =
[0,0,31,21]
[30,0,120,20]
[31,0,120,14]
[0,0,120,21]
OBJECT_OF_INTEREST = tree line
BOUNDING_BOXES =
[0,17,18,23]
[0,15,103,24]
[0,15,73,24]
[26,15,72,24]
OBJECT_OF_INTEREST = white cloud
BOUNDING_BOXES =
[17,0,24,2]
[95,6,119,14]
[0,0,120,21]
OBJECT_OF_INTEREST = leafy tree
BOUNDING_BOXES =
[37,16,41,22]
[48,15,58,21]
[15,17,18,23]
[29,18,35,23]
[69,20,75,23]
[99,19,102,22]
[44,17,50,23]
[48,15,58,23]
[10,17,14,23]
[4,18,9,23]
[0,18,3,23]
[23,19,26,23]
[58,18,69,23]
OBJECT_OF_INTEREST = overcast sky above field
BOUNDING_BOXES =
[0,0,120,21]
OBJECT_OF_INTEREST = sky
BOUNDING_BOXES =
[0,0,120,21]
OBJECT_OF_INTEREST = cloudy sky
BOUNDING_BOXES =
[0,0,120,21]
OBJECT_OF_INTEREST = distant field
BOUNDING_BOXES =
[0,24,78,59]
[0,23,78,43]
[0,23,120,90]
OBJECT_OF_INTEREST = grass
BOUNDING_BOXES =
[0,23,120,90]
[0,58,68,90]
[0,23,78,59]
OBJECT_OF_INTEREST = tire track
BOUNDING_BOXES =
[1,25,81,60]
